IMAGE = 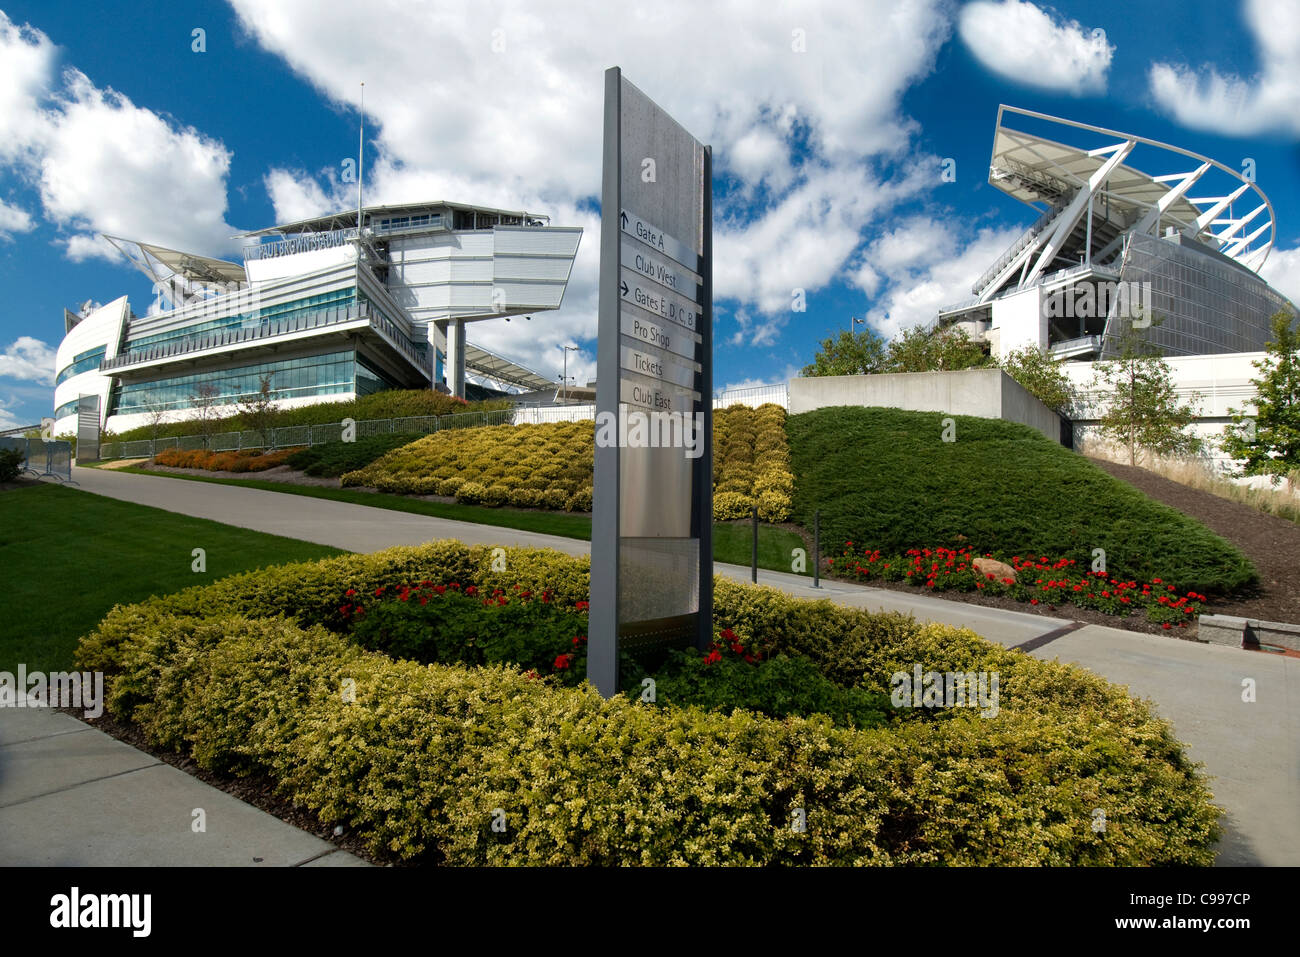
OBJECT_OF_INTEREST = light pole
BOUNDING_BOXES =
[850,316,866,333]
[559,345,579,401]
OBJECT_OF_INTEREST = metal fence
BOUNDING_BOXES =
[100,408,517,460]
[0,436,75,483]
[713,383,789,409]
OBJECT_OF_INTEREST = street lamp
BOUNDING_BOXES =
[559,345,579,402]
[850,316,866,333]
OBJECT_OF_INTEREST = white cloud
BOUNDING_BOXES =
[0,12,242,261]
[263,168,336,224]
[230,0,953,377]
[1259,245,1300,306]
[0,336,57,385]
[852,218,1024,337]
[958,0,1113,94]
[0,199,35,240]
[1149,0,1300,137]
[0,12,55,164]
[0,396,30,432]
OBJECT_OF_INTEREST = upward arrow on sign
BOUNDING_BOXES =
[620,211,629,229]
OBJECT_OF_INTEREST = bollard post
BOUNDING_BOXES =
[751,505,758,583]
[813,509,821,589]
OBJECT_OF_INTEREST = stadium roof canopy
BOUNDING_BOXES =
[103,236,246,287]
[464,341,555,393]
[962,106,1276,305]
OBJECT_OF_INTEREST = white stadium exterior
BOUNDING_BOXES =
[935,107,1297,465]
[52,201,582,436]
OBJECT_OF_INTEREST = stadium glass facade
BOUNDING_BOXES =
[108,351,400,414]
[1103,232,1295,358]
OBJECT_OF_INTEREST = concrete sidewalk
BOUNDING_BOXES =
[0,704,366,866]
[10,465,1294,865]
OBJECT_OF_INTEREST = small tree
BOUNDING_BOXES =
[140,393,170,448]
[886,326,994,373]
[998,345,1078,415]
[1092,319,1202,466]
[802,326,889,376]
[1221,310,1300,478]
[188,383,221,450]
[236,373,278,450]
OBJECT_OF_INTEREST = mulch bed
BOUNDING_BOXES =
[1088,457,1300,626]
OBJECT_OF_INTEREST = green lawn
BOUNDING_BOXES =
[788,406,1256,595]
[0,483,344,672]
[111,466,808,574]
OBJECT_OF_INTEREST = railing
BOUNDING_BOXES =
[99,408,516,460]
[713,383,789,409]
[1049,335,1103,359]
[0,436,75,483]
[100,300,429,375]
[972,199,1068,297]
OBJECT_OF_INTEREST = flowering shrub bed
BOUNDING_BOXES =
[789,406,1256,595]
[153,446,304,472]
[340,408,794,521]
[76,541,1221,866]
[831,544,1206,628]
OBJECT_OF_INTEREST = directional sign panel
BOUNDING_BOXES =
[590,67,713,697]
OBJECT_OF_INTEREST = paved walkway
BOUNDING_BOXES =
[3,465,1294,865]
[0,704,365,866]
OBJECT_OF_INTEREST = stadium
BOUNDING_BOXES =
[51,201,582,436]
[934,106,1297,460]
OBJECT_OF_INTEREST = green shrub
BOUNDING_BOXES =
[286,433,425,478]
[77,542,1221,866]
[0,447,23,482]
[788,406,1255,595]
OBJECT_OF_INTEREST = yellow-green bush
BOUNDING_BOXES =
[77,542,1220,866]
[713,403,794,522]
[339,409,795,520]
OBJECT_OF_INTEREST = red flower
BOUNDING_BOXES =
[553,654,572,670]
[339,604,351,615]
[419,595,428,605]
[1162,622,1171,629]
[449,582,460,590]
[466,585,477,596]
[374,587,384,597]
[1030,599,1039,605]
[345,589,356,598]
[703,650,722,666]
[575,600,589,611]
[434,584,446,594]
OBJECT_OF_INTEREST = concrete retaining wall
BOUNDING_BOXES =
[1198,614,1300,651]
[788,368,1064,443]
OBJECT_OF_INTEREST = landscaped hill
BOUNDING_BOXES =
[342,403,795,520]
[106,388,506,443]
[787,406,1256,596]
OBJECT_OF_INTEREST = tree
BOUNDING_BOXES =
[236,373,278,450]
[188,383,222,450]
[140,393,170,448]
[885,326,994,373]
[802,327,888,376]
[1221,310,1300,478]
[1091,319,1202,466]
[998,345,1077,415]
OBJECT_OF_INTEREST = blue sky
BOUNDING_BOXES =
[1,0,1298,428]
